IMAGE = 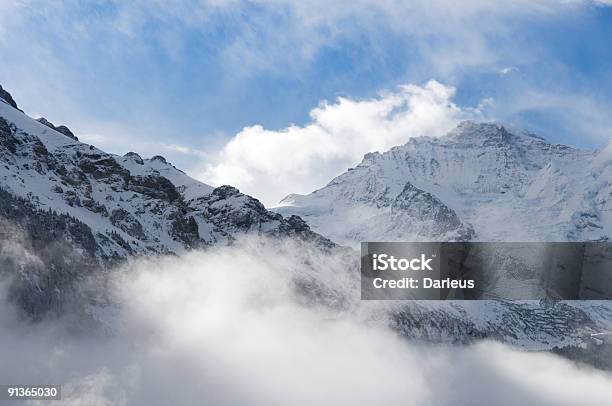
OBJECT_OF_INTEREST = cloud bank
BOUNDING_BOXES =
[202,81,480,206]
[0,237,611,405]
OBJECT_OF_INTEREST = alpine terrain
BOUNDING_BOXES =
[275,120,612,352]
[276,121,612,245]
[0,85,331,317]
[1,85,611,360]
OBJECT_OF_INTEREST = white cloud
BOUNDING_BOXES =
[163,144,208,157]
[201,81,480,206]
[500,66,519,75]
[101,0,579,76]
[1,236,611,405]
[2,0,611,169]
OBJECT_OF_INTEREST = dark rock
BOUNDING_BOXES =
[54,125,78,141]
[37,117,55,129]
[128,175,180,202]
[0,85,20,110]
[110,208,145,239]
[392,182,475,240]
[36,117,78,141]
[197,186,335,248]
[77,155,130,182]
[108,230,133,255]
[170,213,201,248]
[151,155,167,164]
[0,117,18,153]
[82,199,108,216]
[32,140,49,157]
[124,152,144,165]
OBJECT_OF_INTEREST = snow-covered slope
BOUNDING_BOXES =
[0,88,330,260]
[0,86,335,317]
[2,86,610,352]
[274,121,612,350]
[276,121,610,245]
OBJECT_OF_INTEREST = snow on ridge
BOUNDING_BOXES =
[593,140,612,168]
[0,97,75,150]
[116,153,214,201]
[0,96,214,202]
[2,93,612,350]
[0,95,329,259]
[274,122,610,245]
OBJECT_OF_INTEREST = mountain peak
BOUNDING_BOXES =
[1,93,334,268]
[449,121,513,140]
[124,151,144,165]
[448,121,546,143]
[0,84,20,111]
[275,119,606,244]
[151,155,168,164]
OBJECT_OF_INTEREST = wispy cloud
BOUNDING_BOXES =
[1,0,611,192]
[163,144,208,157]
[500,66,519,75]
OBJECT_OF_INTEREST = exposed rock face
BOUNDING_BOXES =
[37,117,79,141]
[1,86,611,353]
[389,182,475,240]
[273,121,612,349]
[0,84,19,110]
[276,121,610,245]
[0,87,332,318]
[389,300,607,346]
[189,185,335,248]
[124,152,143,165]
[0,104,329,260]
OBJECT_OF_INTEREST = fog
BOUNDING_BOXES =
[0,237,611,405]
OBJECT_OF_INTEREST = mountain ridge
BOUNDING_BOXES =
[275,120,610,245]
[0,85,333,317]
[2,86,612,355]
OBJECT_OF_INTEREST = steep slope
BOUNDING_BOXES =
[276,121,609,245]
[274,121,612,349]
[0,89,329,258]
[2,86,610,353]
[0,86,331,317]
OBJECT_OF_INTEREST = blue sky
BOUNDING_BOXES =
[1,1,611,204]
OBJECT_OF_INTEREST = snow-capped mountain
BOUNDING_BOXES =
[0,87,329,259]
[273,121,612,351]
[275,121,611,245]
[1,85,611,355]
[0,85,331,316]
